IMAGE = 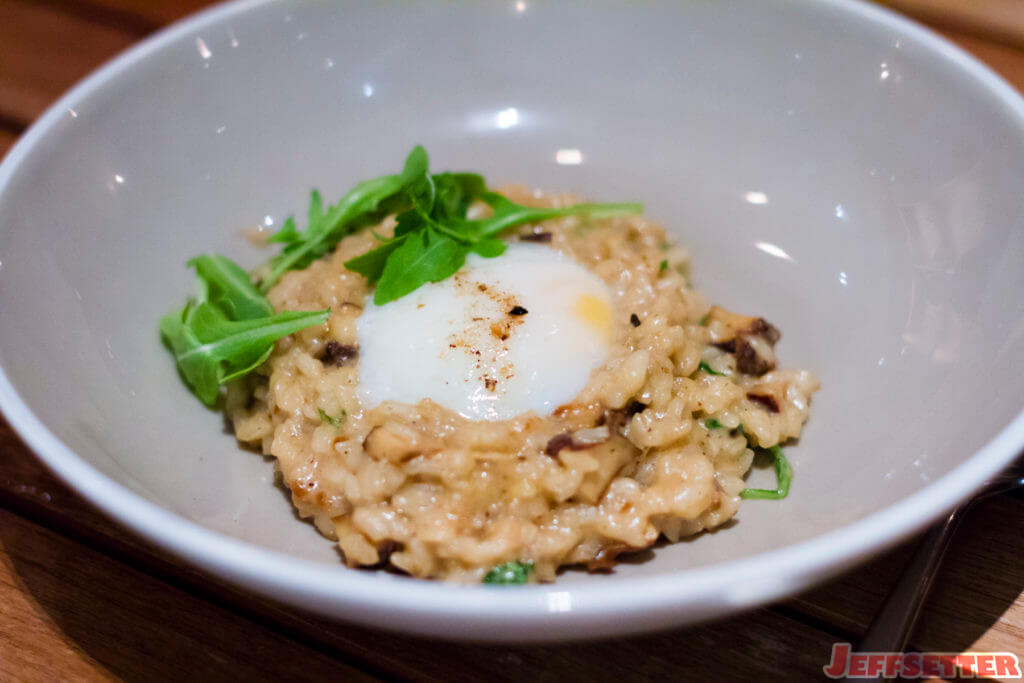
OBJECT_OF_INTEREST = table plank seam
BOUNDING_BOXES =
[0,116,26,139]
[15,0,161,37]
[769,603,861,646]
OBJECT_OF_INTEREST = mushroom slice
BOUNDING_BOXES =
[706,306,781,376]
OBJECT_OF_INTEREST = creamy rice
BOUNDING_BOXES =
[228,186,818,582]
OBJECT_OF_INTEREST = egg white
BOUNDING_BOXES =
[356,243,612,421]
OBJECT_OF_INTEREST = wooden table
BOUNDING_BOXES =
[1,1,1023,679]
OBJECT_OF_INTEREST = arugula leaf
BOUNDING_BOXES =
[163,146,642,404]
[740,445,792,500]
[464,192,643,242]
[187,254,272,320]
[348,191,643,304]
[343,236,408,284]
[393,208,427,239]
[408,170,436,216]
[162,302,327,405]
[483,561,535,585]
[260,146,430,291]
[470,238,507,258]
[374,228,468,304]
[432,173,486,220]
[330,148,642,304]
[162,256,328,405]
[266,215,298,245]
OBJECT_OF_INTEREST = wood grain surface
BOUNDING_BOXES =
[1,0,1023,680]
[0,511,376,683]
[0,0,136,126]
[0,418,856,681]
[883,0,1024,49]
[0,130,18,157]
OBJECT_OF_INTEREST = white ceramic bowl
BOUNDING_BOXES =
[1,0,1023,642]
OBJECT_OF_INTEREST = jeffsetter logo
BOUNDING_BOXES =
[823,643,1022,679]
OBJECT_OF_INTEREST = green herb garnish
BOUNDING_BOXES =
[677,261,692,284]
[343,148,642,305]
[161,255,328,405]
[698,360,727,376]
[163,146,641,404]
[659,259,668,273]
[260,147,431,292]
[704,417,723,430]
[740,445,792,500]
[698,314,708,326]
[318,408,347,429]
[483,561,535,585]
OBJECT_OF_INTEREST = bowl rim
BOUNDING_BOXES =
[1,0,1023,641]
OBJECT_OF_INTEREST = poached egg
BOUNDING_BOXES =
[357,243,613,421]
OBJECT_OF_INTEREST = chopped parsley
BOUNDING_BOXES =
[698,314,708,326]
[698,360,727,376]
[704,417,723,430]
[740,445,792,500]
[318,408,347,430]
[659,259,668,273]
[483,561,535,585]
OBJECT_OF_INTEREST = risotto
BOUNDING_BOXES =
[226,185,818,583]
